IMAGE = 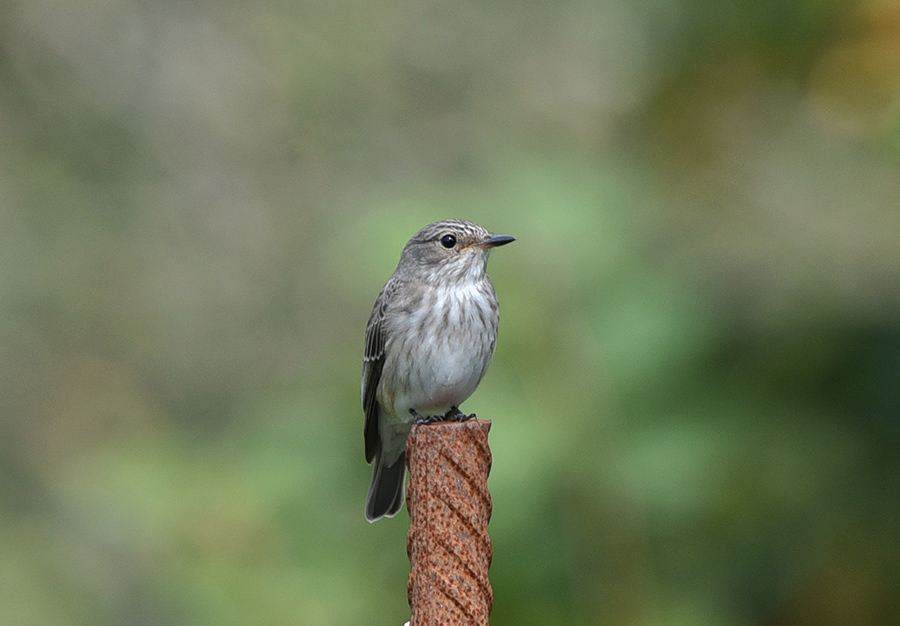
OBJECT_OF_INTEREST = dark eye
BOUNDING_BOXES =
[440,234,457,249]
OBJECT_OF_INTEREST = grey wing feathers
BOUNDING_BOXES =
[362,279,396,464]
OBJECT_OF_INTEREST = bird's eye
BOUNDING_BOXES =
[440,234,457,249]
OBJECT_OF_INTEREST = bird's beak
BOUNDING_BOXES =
[481,235,516,248]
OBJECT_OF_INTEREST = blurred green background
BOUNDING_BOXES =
[2,0,900,624]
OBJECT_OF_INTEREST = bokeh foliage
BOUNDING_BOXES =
[2,0,899,624]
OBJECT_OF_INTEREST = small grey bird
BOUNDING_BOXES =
[362,219,515,522]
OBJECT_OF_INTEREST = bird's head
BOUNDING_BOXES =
[399,219,515,284]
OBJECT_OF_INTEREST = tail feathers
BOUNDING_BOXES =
[366,452,406,522]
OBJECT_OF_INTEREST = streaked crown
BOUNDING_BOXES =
[396,219,514,283]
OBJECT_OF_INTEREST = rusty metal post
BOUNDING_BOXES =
[406,419,494,626]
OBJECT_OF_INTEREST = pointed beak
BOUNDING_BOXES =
[483,234,516,248]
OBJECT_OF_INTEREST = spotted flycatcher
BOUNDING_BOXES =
[362,219,514,522]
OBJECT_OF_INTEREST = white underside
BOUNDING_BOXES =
[376,280,497,465]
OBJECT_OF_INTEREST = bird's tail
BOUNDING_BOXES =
[365,452,406,522]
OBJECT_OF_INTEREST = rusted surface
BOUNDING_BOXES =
[406,419,493,626]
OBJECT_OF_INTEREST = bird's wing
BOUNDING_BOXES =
[362,278,397,464]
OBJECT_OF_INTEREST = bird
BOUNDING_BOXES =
[362,219,515,522]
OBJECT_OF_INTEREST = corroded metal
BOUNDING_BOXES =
[406,419,493,626]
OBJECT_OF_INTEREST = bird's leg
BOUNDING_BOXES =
[410,408,440,425]
[445,406,475,422]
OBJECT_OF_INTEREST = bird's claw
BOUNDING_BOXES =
[409,407,475,425]
[446,406,475,422]
[410,409,440,425]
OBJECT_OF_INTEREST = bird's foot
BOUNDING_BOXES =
[409,407,474,425]
[445,406,476,422]
[410,409,441,425]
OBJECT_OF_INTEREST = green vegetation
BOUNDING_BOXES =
[2,1,898,624]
